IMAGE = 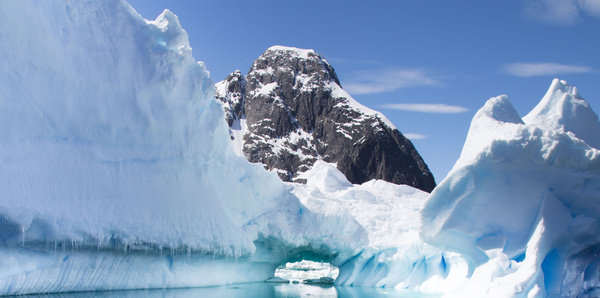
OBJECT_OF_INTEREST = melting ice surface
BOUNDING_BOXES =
[1,0,600,297]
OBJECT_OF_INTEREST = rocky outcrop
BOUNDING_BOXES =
[216,46,436,192]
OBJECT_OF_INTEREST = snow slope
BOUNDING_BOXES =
[422,79,600,297]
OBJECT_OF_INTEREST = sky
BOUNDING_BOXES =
[128,0,600,182]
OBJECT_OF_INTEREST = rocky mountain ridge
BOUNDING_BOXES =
[216,46,436,192]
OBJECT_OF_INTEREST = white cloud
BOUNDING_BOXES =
[378,103,469,114]
[343,68,440,95]
[525,0,600,24]
[403,133,429,140]
[502,62,594,77]
[581,0,600,15]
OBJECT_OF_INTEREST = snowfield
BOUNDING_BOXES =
[0,0,598,297]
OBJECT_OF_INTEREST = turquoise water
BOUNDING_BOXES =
[22,283,440,297]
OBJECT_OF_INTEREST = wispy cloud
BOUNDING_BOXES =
[378,103,469,114]
[581,0,600,16]
[502,62,594,77]
[344,68,441,95]
[524,0,600,25]
[403,133,429,140]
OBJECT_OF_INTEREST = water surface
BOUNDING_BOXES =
[23,283,440,297]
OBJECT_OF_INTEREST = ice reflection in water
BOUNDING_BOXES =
[20,283,438,297]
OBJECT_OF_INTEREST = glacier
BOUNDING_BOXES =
[1,0,599,296]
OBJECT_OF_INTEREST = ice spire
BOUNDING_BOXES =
[523,79,600,149]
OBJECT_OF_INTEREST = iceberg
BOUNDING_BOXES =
[0,0,358,294]
[0,0,443,294]
[422,79,600,297]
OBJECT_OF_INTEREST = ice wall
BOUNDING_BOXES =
[0,0,358,294]
[0,0,249,253]
[421,79,600,297]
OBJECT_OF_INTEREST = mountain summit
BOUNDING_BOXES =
[216,46,436,192]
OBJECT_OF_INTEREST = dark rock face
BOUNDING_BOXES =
[216,46,436,192]
[218,70,245,127]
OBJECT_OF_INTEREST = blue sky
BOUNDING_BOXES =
[128,0,600,182]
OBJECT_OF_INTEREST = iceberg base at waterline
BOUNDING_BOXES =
[0,248,274,293]
[0,160,453,295]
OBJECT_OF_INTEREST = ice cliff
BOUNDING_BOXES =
[0,0,360,294]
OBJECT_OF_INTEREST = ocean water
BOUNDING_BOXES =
[22,283,440,298]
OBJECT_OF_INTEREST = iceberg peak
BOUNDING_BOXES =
[477,94,524,125]
[147,9,191,54]
[549,78,580,97]
[523,78,600,149]
[456,94,525,166]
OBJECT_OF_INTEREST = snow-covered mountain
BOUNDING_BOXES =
[216,46,436,192]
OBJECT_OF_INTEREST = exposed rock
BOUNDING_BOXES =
[216,46,436,192]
